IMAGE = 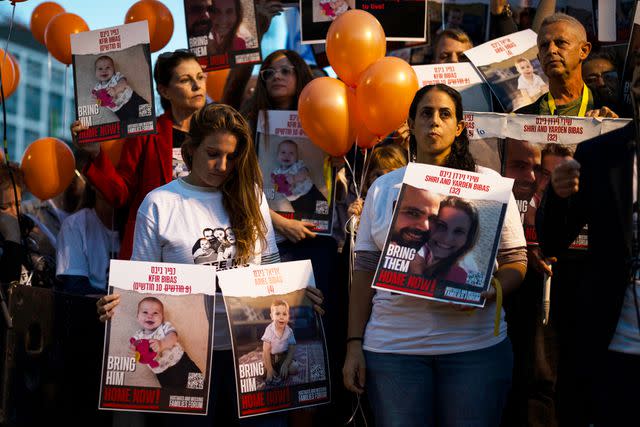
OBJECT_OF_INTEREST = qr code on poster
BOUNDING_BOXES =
[139,103,152,117]
[467,271,484,288]
[187,372,204,389]
[315,200,329,215]
[310,364,325,382]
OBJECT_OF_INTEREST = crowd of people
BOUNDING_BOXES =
[0,0,638,426]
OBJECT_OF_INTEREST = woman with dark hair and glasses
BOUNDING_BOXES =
[343,84,527,426]
[71,49,206,261]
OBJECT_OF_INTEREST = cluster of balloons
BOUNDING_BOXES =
[298,10,419,156]
[7,1,175,200]
[30,0,174,66]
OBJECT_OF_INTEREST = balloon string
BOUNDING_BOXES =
[345,393,368,426]
[63,66,69,135]
[1,2,22,243]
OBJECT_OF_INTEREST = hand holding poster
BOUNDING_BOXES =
[464,29,548,112]
[257,111,335,234]
[99,260,215,415]
[372,163,514,307]
[217,260,330,418]
[184,0,261,70]
[71,21,156,143]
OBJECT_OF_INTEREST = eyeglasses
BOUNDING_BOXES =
[259,66,296,81]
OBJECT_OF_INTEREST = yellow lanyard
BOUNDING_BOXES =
[547,83,589,117]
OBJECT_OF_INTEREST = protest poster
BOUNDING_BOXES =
[301,0,427,43]
[465,112,632,249]
[389,43,432,65]
[371,162,514,307]
[622,2,640,107]
[256,110,335,235]
[428,0,490,46]
[99,260,215,415]
[465,29,547,112]
[217,260,330,418]
[184,0,261,71]
[300,0,355,43]
[356,0,427,42]
[71,21,156,143]
[414,62,492,111]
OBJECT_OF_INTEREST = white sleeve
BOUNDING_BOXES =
[56,216,89,278]
[132,195,163,262]
[259,192,280,264]
[499,192,527,250]
[355,180,383,252]
[162,321,176,336]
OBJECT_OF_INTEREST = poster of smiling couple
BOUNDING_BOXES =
[217,260,330,418]
[183,0,261,70]
[372,162,514,307]
[256,110,335,235]
[463,112,632,249]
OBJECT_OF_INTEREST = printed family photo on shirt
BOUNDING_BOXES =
[71,21,156,143]
[99,260,215,415]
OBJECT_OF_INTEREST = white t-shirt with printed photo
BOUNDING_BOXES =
[133,178,279,350]
[355,165,526,355]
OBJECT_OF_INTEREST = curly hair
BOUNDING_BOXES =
[408,84,476,172]
[181,104,266,264]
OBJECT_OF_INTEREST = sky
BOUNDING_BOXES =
[0,0,300,67]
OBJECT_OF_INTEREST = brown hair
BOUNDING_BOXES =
[181,104,266,264]
[242,49,314,132]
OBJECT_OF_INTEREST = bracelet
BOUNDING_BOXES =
[346,337,363,344]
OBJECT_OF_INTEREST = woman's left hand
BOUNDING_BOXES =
[306,286,325,316]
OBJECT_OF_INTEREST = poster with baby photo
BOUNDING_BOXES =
[371,162,514,307]
[71,21,156,144]
[414,62,492,112]
[217,260,330,418]
[99,260,215,415]
[256,110,335,235]
[428,0,490,47]
[464,29,548,112]
[500,114,631,249]
[184,0,261,71]
[356,0,428,42]
[300,0,355,43]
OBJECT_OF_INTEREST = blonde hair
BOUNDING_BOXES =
[181,104,267,264]
[270,299,290,313]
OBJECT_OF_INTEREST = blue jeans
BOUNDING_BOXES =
[364,339,513,427]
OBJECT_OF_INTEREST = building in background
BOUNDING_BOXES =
[1,19,75,162]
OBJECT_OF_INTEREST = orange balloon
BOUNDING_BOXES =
[8,53,20,90]
[125,0,174,53]
[44,13,89,65]
[356,57,419,138]
[30,2,65,45]
[101,139,124,167]
[326,10,386,88]
[298,77,353,157]
[0,49,17,100]
[347,88,378,149]
[21,137,76,200]
[206,69,230,102]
